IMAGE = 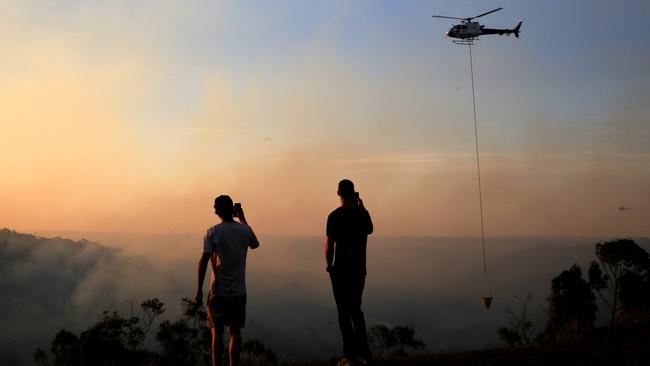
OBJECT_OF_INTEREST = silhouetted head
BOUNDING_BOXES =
[214,195,234,220]
[337,179,358,206]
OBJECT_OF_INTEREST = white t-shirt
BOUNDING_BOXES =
[203,221,259,296]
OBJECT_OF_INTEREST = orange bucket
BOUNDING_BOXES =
[480,296,493,309]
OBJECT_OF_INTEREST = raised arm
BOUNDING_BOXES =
[359,198,373,235]
[238,208,260,249]
[238,207,249,225]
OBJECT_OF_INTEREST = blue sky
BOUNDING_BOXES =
[143,0,650,150]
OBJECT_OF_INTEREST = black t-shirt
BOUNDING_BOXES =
[326,206,373,274]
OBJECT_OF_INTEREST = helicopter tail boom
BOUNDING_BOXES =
[480,20,522,38]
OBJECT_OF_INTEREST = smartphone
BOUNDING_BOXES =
[233,203,242,217]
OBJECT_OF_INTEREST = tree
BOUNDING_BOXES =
[619,271,650,311]
[157,319,201,365]
[50,330,79,366]
[141,298,166,337]
[498,293,538,347]
[369,324,396,355]
[497,326,521,348]
[546,264,597,341]
[33,348,49,366]
[35,299,165,366]
[78,311,134,365]
[368,324,424,357]
[156,298,211,366]
[588,239,650,327]
[392,326,425,356]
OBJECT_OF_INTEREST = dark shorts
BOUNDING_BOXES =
[207,291,247,328]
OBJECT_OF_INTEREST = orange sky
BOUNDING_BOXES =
[1,1,648,237]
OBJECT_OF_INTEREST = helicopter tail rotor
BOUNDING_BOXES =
[513,20,522,38]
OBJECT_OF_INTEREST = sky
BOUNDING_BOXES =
[1,0,648,237]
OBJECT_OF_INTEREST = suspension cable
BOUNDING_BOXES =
[469,44,487,273]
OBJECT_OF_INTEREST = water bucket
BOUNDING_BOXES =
[480,296,493,309]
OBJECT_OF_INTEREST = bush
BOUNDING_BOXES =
[369,324,424,357]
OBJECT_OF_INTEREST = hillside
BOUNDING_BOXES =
[0,228,175,366]
[3,229,649,365]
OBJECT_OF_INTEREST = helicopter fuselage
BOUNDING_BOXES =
[446,21,521,39]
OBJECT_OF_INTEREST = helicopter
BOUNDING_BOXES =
[619,205,632,211]
[432,7,522,45]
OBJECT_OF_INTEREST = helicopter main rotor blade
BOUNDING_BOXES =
[470,7,503,20]
[431,15,466,20]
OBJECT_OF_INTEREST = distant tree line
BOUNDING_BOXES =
[498,238,650,347]
[34,297,427,365]
[33,298,278,366]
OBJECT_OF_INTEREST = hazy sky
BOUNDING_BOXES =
[1,0,648,236]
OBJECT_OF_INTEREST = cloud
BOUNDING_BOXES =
[169,126,230,136]
[335,153,456,169]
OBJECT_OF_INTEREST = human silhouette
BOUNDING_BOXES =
[196,195,260,366]
[325,179,374,366]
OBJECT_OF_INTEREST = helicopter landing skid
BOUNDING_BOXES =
[453,38,477,45]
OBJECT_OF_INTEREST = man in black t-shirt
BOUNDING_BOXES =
[325,179,373,366]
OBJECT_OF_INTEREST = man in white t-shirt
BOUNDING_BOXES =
[196,195,260,366]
